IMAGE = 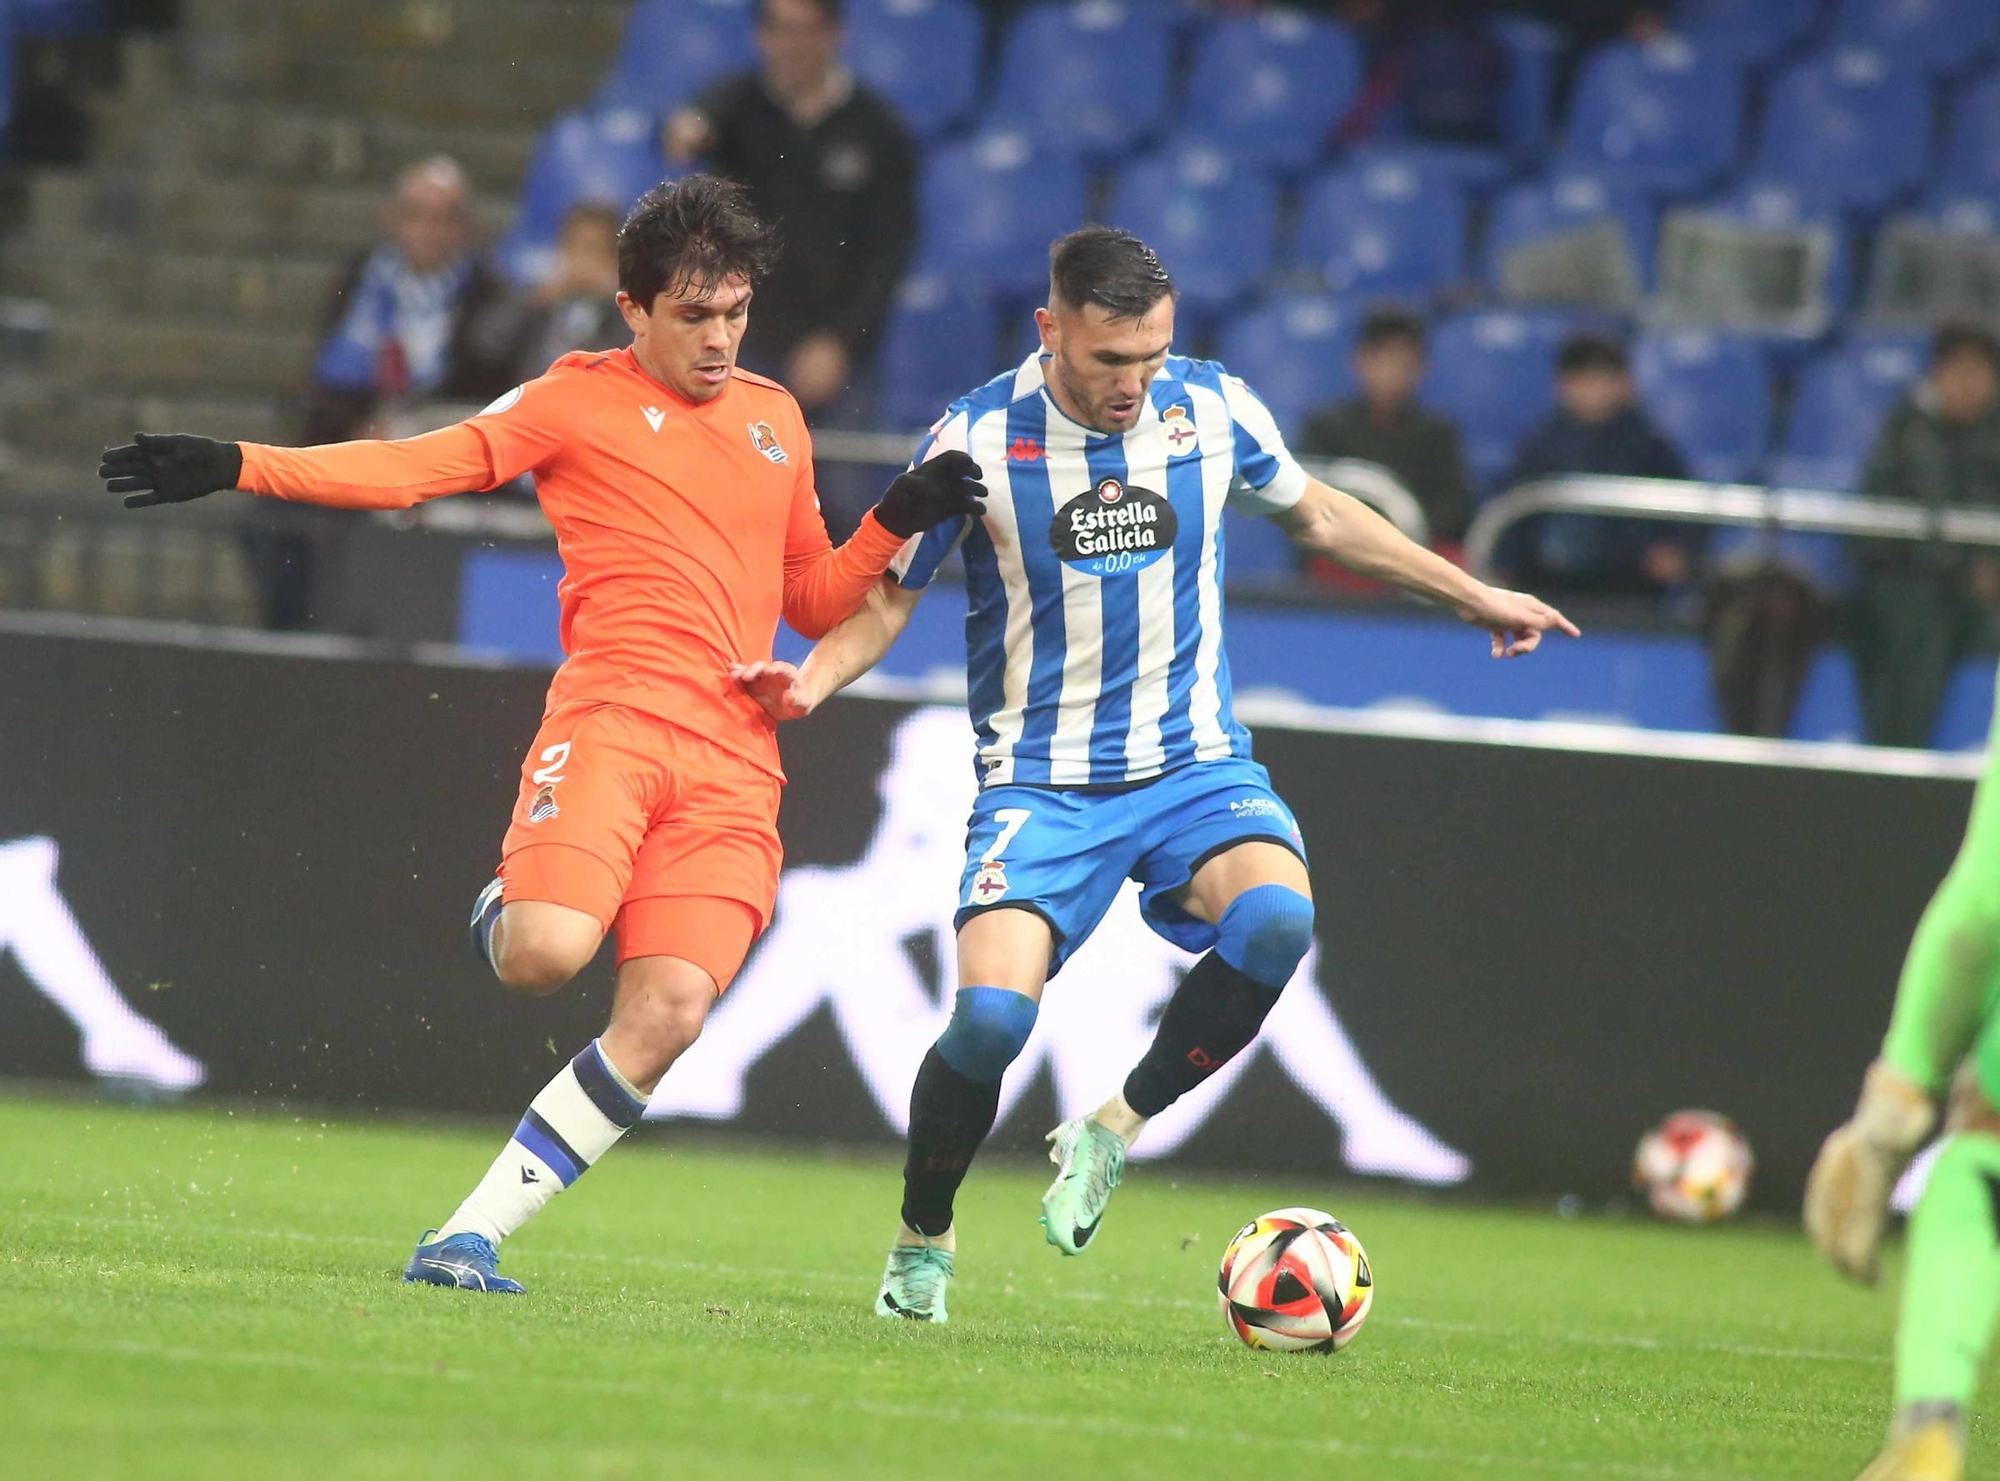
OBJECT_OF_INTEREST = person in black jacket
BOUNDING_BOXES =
[665,0,918,418]
[1504,333,1695,595]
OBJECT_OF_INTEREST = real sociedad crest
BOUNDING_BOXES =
[747,421,789,465]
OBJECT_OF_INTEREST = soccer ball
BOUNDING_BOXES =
[1217,1206,1373,1353]
[1632,1110,1754,1223]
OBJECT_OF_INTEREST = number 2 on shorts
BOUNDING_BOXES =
[981,807,1032,864]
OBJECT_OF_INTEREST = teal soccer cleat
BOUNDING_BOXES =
[1040,1116,1126,1256]
[875,1241,954,1323]
[403,1229,525,1294]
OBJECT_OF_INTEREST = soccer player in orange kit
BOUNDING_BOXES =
[97,175,985,1293]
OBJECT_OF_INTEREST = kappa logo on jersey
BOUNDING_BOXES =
[747,421,789,464]
[1049,477,1179,578]
[528,783,560,823]
[1007,436,1045,463]
[641,405,666,433]
[969,861,1008,904]
[1162,404,1199,455]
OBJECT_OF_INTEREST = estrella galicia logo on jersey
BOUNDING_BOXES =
[747,421,789,465]
[1049,478,1178,578]
[528,783,560,823]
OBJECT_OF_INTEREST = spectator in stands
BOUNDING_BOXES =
[1299,308,1472,552]
[300,156,516,445]
[663,0,917,419]
[1502,333,1695,596]
[475,202,632,383]
[1850,324,2000,747]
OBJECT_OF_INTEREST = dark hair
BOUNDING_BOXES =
[1048,226,1177,321]
[1932,321,2000,373]
[1557,333,1629,376]
[760,0,842,24]
[1357,307,1427,352]
[618,174,782,307]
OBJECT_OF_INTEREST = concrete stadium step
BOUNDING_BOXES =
[15,245,347,331]
[4,390,292,457]
[56,315,320,395]
[182,0,626,70]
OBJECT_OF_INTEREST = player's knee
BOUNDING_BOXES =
[494,934,591,996]
[935,985,1039,1082]
[1216,884,1314,990]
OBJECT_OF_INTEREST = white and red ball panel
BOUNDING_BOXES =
[1217,1208,1373,1353]
[1633,1110,1755,1223]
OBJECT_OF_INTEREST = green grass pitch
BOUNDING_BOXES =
[0,1091,1952,1479]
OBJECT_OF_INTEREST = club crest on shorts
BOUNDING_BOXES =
[747,420,789,464]
[528,783,560,823]
[970,861,1008,904]
[1161,403,1199,455]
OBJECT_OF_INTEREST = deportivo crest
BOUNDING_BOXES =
[1049,477,1178,577]
[1161,403,1199,455]
[747,421,789,464]
[969,861,1008,905]
[528,783,560,823]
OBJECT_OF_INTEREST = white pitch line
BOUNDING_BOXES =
[4,1209,1888,1368]
[5,1332,1779,1481]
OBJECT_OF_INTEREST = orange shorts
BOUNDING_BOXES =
[498,702,782,989]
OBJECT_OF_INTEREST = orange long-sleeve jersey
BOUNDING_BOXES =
[238,348,905,780]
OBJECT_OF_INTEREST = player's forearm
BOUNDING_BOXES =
[781,511,909,638]
[238,424,497,510]
[1283,481,1488,616]
[795,580,914,708]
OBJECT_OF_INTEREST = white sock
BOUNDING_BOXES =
[439,1039,648,1244]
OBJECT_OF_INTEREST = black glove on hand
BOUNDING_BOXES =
[873,449,987,539]
[99,433,245,509]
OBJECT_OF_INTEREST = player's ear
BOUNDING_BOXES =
[1034,306,1059,357]
[615,291,649,334]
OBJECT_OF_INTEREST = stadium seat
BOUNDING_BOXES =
[1345,141,1514,193]
[984,1,1174,160]
[1770,336,1928,492]
[1483,171,1655,309]
[1938,70,2000,195]
[1108,141,1278,316]
[1490,16,1563,157]
[0,3,12,159]
[497,104,671,286]
[1179,10,1362,173]
[1670,0,1820,68]
[1213,293,1364,441]
[1422,310,1580,491]
[1653,180,1854,340]
[880,276,1003,430]
[1832,0,2000,76]
[1559,38,1745,194]
[915,132,1090,299]
[9,0,106,37]
[844,0,984,142]
[603,0,756,112]
[1222,507,1300,587]
[1864,193,2000,329]
[1754,47,1933,214]
[1631,332,1772,484]
[1294,159,1467,299]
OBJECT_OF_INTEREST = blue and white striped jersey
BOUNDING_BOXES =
[890,351,1309,789]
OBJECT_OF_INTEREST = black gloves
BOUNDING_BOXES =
[99,433,245,509]
[873,449,987,539]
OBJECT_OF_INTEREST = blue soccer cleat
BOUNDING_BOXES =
[469,877,504,970]
[403,1229,525,1294]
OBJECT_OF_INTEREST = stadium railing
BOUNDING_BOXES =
[1461,474,2000,580]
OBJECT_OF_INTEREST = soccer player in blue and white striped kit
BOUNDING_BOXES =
[736,228,1579,1322]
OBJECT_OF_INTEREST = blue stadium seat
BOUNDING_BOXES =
[1671,0,1820,68]
[1179,10,1362,173]
[603,0,756,112]
[1483,171,1656,297]
[1938,70,2000,195]
[1833,0,2000,76]
[1654,179,1856,341]
[1631,332,1771,484]
[880,276,1002,430]
[1422,311,1580,490]
[497,105,671,286]
[1491,16,1563,157]
[1294,159,1467,298]
[10,0,107,37]
[1213,294,1365,441]
[985,1,1174,160]
[1560,39,1745,194]
[845,0,984,142]
[915,132,1090,298]
[1755,47,1933,213]
[1345,141,1515,193]
[1222,507,1300,586]
[1109,141,1278,315]
[1771,336,1928,492]
[0,2,12,159]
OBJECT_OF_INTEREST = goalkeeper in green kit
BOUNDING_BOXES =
[1807,724,2000,1481]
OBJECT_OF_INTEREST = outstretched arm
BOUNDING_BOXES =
[1276,477,1580,658]
[736,577,922,722]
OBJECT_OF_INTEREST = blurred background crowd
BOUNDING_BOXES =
[4,0,2000,746]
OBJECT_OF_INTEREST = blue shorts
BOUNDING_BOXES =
[955,757,1308,974]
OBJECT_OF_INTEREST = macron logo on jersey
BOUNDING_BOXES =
[641,406,666,433]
